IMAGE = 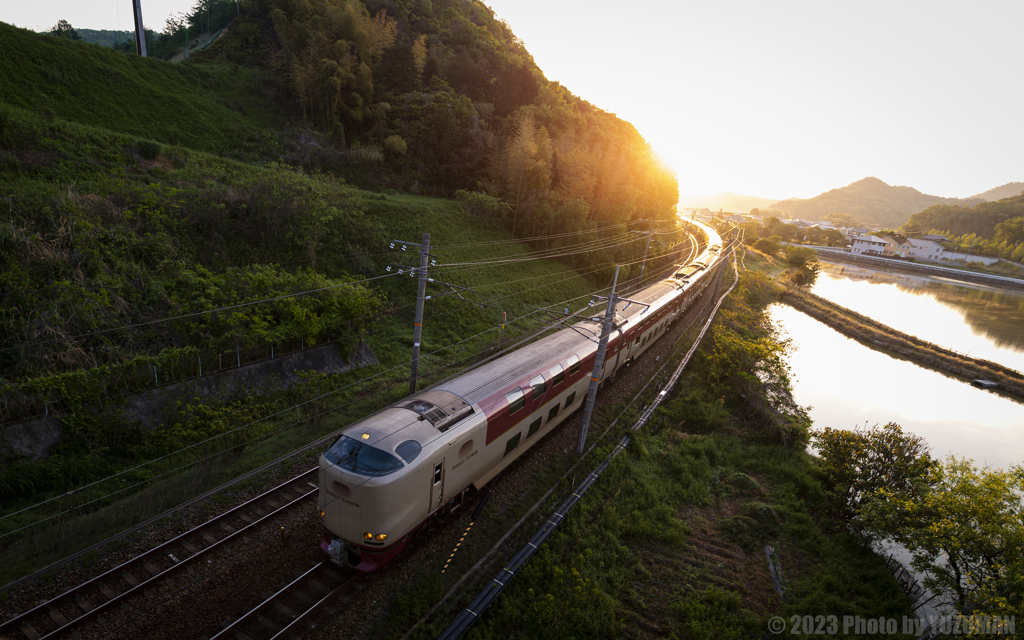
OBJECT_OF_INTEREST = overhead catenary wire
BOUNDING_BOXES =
[0,270,624,533]
[0,271,403,355]
[0,230,694,428]
[0,222,678,358]
[0,223,699,524]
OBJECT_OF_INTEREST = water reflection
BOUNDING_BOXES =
[811,261,1024,372]
[769,304,1024,470]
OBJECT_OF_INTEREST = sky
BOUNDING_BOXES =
[5,0,1024,201]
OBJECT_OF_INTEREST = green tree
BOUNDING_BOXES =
[753,236,780,255]
[864,458,1024,615]
[813,423,934,531]
[50,20,80,40]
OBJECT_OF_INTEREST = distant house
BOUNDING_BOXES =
[903,238,946,261]
[850,235,896,256]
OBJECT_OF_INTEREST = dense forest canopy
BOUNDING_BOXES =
[902,193,1024,262]
[254,0,679,229]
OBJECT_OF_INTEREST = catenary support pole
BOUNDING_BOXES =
[638,226,653,283]
[132,0,148,57]
[409,232,430,394]
[576,266,619,456]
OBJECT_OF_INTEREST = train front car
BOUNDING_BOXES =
[318,390,481,571]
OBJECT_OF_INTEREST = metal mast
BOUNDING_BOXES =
[132,0,148,57]
[409,232,430,394]
[575,266,619,455]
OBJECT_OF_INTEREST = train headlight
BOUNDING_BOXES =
[375,533,387,541]
[319,509,325,519]
[364,532,374,540]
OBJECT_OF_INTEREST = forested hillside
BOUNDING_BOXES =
[903,193,1024,262]
[769,177,980,227]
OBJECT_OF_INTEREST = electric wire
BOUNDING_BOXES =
[0,269,629,533]
[0,232,694,428]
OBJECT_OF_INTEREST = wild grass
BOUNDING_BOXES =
[0,22,282,160]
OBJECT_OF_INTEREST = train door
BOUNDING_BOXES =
[429,457,445,515]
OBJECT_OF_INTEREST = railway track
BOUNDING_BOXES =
[205,562,357,640]
[0,469,319,640]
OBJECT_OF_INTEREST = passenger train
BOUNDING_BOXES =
[318,220,727,571]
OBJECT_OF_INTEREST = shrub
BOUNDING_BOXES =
[137,139,162,160]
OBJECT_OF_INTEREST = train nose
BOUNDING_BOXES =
[322,469,363,541]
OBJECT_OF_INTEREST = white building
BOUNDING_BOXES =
[850,235,895,256]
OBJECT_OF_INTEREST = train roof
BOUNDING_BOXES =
[435,318,603,406]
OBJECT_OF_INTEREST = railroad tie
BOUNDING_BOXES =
[143,561,160,575]
[201,532,217,545]
[74,595,94,613]
[122,573,139,587]
[237,513,253,524]
[233,632,255,640]
[181,542,199,555]
[293,590,314,605]
[48,609,70,627]
[321,567,344,583]
[306,579,330,595]
[273,601,297,618]
[19,623,41,640]
[220,522,237,534]
[257,616,282,632]
[98,584,118,601]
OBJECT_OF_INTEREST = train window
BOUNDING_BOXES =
[566,391,577,406]
[550,364,564,386]
[634,334,641,346]
[504,433,521,457]
[527,417,542,438]
[568,355,581,375]
[433,462,442,484]
[506,388,525,415]
[530,375,546,397]
[325,436,404,477]
[396,440,422,464]
[547,403,560,422]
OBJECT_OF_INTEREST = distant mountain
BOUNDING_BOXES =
[679,192,778,212]
[768,177,981,227]
[970,182,1024,202]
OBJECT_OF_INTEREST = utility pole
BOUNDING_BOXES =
[576,267,620,456]
[409,233,430,394]
[638,225,653,282]
[132,0,148,57]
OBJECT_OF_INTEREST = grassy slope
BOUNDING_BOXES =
[0,22,281,159]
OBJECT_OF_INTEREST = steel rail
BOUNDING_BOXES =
[268,571,360,639]
[208,563,322,640]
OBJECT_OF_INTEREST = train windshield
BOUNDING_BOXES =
[324,436,404,476]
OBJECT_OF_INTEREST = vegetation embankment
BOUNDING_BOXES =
[776,284,1024,398]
